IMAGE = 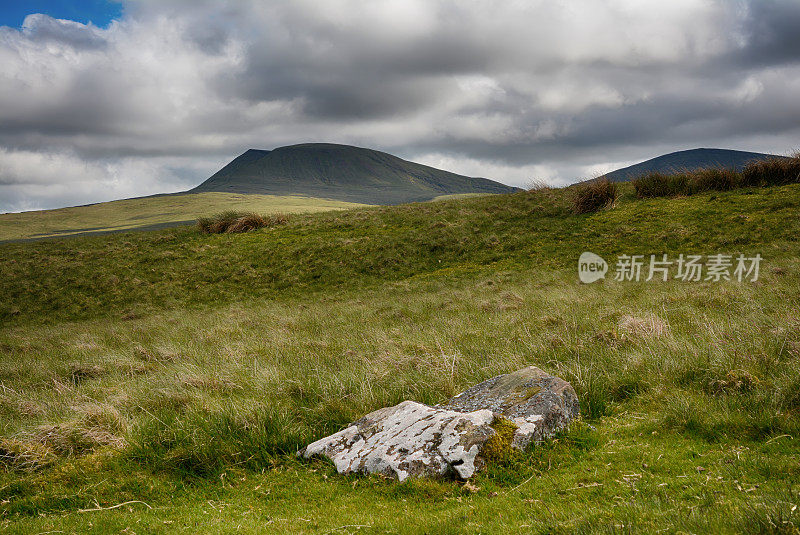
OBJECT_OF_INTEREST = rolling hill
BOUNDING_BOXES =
[0,193,364,242]
[190,143,520,204]
[601,148,785,182]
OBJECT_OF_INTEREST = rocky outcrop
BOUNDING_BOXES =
[438,366,580,450]
[299,366,579,480]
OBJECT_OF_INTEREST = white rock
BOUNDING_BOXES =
[301,401,497,481]
[300,366,580,480]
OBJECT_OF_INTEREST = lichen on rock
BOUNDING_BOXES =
[300,401,497,481]
[439,366,580,450]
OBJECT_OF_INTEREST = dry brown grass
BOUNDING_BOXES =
[525,178,552,192]
[0,394,45,418]
[134,345,177,364]
[634,157,800,198]
[68,363,107,384]
[27,404,127,456]
[617,314,669,339]
[0,437,56,471]
[571,178,618,214]
[181,374,243,393]
[31,423,123,455]
[742,156,800,187]
[197,211,290,234]
[707,369,760,395]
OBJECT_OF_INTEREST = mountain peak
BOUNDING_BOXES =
[192,143,518,204]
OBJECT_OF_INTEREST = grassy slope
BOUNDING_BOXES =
[0,192,365,241]
[1,184,799,533]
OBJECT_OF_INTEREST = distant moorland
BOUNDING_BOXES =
[0,192,365,242]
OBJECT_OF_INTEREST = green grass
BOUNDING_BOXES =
[0,192,365,241]
[1,183,799,533]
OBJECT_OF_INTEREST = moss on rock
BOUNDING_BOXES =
[480,416,518,465]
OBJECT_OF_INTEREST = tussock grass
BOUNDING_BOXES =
[633,168,740,198]
[525,178,552,192]
[0,438,55,472]
[634,156,800,198]
[32,422,125,455]
[617,314,669,339]
[571,177,617,213]
[128,403,309,476]
[196,211,289,234]
[742,155,800,187]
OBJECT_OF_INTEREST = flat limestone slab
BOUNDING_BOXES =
[301,401,496,481]
[300,366,579,480]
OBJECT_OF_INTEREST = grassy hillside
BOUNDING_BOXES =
[603,148,785,182]
[1,184,799,533]
[190,143,520,204]
[0,192,365,242]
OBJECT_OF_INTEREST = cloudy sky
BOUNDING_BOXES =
[1,0,799,212]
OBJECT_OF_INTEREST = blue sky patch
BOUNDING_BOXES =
[0,0,122,28]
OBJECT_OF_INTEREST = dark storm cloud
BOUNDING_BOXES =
[1,0,800,211]
[736,0,800,66]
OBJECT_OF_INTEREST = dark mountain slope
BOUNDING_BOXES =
[602,148,786,182]
[191,143,519,204]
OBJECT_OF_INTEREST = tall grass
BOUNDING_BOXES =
[742,155,800,187]
[634,156,800,198]
[128,403,311,476]
[634,168,740,198]
[571,178,618,213]
[3,257,799,475]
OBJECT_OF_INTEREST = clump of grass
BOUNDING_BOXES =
[633,171,691,198]
[0,438,56,472]
[742,155,800,187]
[571,178,617,214]
[705,369,760,395]
[30,404,127,456]
[31,422,124,455]
[197,211,289,234]
[68,363,107,384]
[525,178,552,192]
[692,168,740,192]
[634,168,741,198]
[617,314,669,339]
[635,158,800,199]
[661,396,711,438]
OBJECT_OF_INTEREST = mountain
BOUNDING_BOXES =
[601,148,786,182]
[190,143,519,204]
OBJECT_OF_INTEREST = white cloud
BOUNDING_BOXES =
[1,0,799,210]
[0,148,221,212]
